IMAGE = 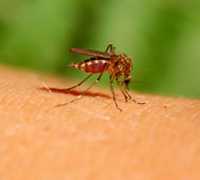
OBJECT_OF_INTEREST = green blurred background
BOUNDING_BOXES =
[0,0,200,98]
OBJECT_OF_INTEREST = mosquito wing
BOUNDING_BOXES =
[70,48,111,59]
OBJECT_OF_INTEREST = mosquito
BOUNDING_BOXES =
[61,44,145,111]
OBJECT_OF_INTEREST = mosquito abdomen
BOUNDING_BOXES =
[71,60,109,73]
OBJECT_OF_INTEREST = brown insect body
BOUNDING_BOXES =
[66,44,143,111]
[70,46,132,81]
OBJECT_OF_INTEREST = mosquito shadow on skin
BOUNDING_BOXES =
[38,87,111,99]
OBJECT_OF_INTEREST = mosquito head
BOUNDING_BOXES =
[117,53,133,87]
[118,53,132,75]
[110,53,133,89]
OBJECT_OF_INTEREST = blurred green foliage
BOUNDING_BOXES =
[0,0,200,98]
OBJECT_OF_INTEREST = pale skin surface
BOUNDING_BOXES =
[0,65,200,180]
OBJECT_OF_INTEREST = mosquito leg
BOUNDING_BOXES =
[120,89,129,102]
[56,73,104,107]
[124,88,146,105]
[105,43,115,54]
[105,44,113,52]
[109,76,122,111]
[64,73,93,91]
[116,81,129,102]
[76,73,103,99]
[124,88,132,100]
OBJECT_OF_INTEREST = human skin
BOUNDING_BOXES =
[0,65,200,180]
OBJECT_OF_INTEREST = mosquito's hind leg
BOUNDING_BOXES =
[56,73,103,107]
[85,72,103,90]
[64,73,93,91]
